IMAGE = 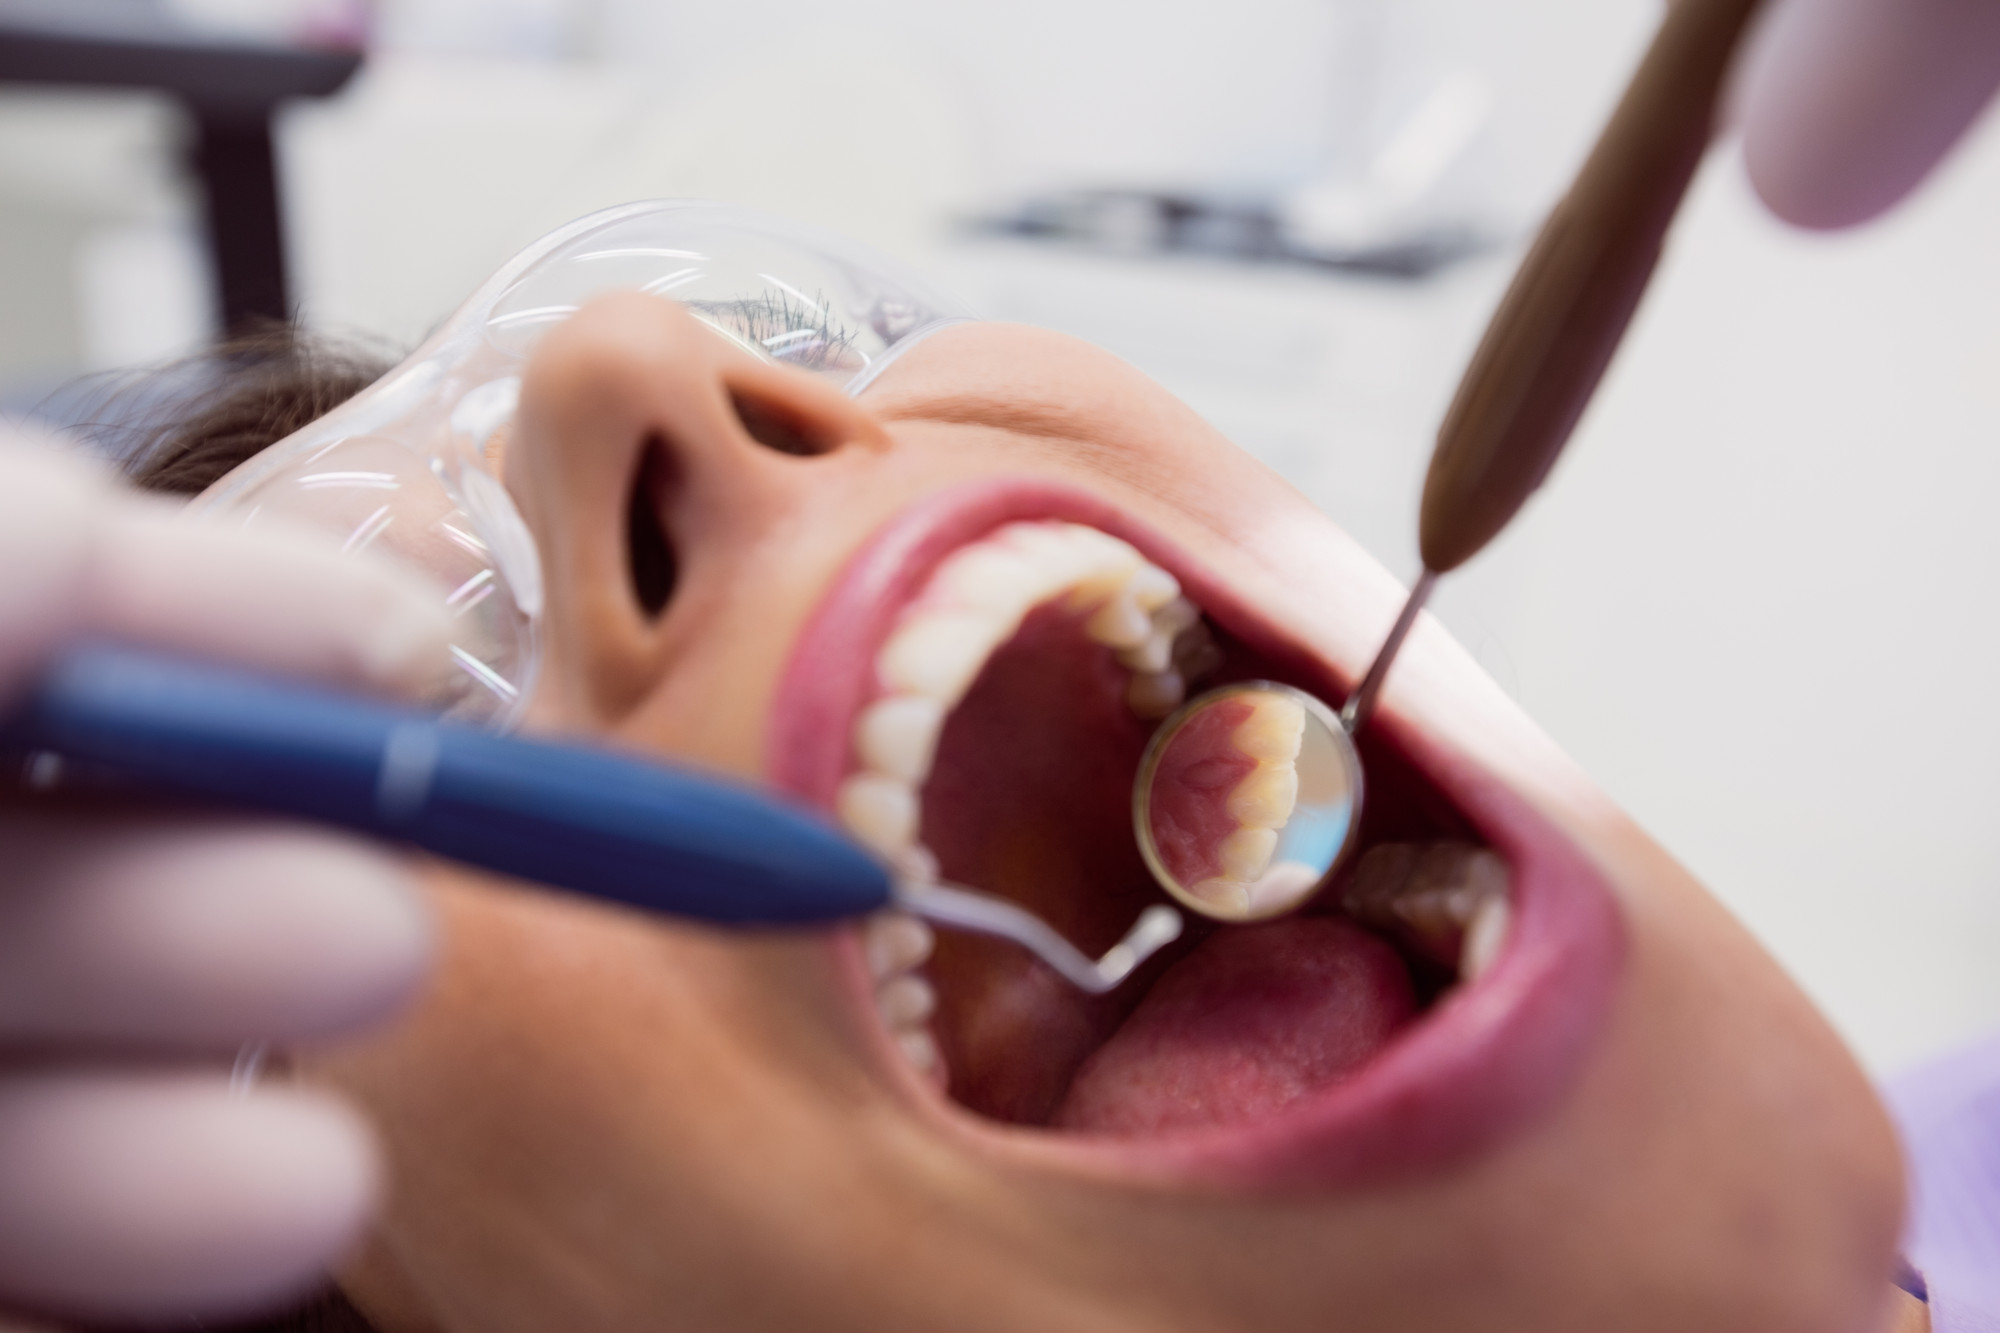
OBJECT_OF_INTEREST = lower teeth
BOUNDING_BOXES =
[1339,842,1510,978]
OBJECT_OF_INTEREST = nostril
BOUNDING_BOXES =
[626,437,677,619]
[729,388,837,457]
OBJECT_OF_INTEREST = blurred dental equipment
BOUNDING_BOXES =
[3,645,1180,993]
[0,0,365,330]
[1132,0,1766,924]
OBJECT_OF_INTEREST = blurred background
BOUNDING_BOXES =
[3,0,1997,1076]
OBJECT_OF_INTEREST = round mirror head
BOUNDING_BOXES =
[1134,682,1362,922]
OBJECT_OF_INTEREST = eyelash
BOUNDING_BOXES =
[688,291,861,373]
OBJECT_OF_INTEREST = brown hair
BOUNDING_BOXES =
[84,325,397,497]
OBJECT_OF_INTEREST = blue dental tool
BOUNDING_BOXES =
[0,646,1179,992]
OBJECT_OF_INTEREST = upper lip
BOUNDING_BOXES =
[768,477,1627,1193]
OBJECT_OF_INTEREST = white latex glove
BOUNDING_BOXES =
[0,434,450,1325]
[1739,0,2000,227]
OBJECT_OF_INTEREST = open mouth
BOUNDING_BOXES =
[769,479,1625,1190]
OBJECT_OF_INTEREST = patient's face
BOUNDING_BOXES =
[259,293,1903,1331]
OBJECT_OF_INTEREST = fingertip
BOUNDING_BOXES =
[1739,0,2000,229]
[89,503,457,701]
[0,1075,381,1323]
[0,818,436,1047]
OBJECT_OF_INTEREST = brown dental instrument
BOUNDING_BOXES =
[1339,0,1767,732]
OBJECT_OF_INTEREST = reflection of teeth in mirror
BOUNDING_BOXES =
[1173,694,1308,907]
[1339,842,1510,977]
[1217,825,1279,880]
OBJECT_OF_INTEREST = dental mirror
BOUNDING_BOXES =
[1135,682,1364,922]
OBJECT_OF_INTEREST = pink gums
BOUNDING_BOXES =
[1146,697,1258,888]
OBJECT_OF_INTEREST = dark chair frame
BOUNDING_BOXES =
[0,19,362,331]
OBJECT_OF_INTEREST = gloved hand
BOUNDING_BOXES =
[1738,0,2000,227]
[0,435,449,1325]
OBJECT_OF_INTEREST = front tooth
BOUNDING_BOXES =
[837,774,919,856]
[1086,593,1153,650]
[1117,629,1175,674]
[864,912,935,977]
[931,545,1044,615]
[876,974,938,1028]
[1217,825,1278,881]
[1226,763,1300,827]
[1127,668,1186,718]
[878,612,1008,704]
[1462,893,1510,980]
[856,695,946,785]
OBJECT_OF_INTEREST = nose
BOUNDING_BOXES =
[507,291,890,719]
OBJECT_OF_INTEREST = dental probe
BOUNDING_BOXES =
[0,645,1178,995]
[1341,0,1765,734]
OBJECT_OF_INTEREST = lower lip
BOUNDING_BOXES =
[769,478,1627,1191]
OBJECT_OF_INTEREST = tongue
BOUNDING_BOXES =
[1053,917,1416,1135]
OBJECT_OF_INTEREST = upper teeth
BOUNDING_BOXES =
[836,521,1211,863]
[837,520,1219,1082]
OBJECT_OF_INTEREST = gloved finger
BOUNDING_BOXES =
[1739,0,2000,228]
[0,810,431,1049]
[0,441,452,702]
[0,1072,377,1325]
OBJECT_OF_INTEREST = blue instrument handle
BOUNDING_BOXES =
[0,646,893,926]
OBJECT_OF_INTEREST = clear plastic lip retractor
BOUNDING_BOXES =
[189,199,978,728]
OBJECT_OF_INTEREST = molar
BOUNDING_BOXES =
[1116,629,1175,675]
[1462,893,1510,981]
[1340,842,1510,973]
[1085,592,1153,650]
[1171,619,1224,682]
[1127,668,1186,718]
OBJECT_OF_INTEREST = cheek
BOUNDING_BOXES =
[1522,838,1906,1326]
